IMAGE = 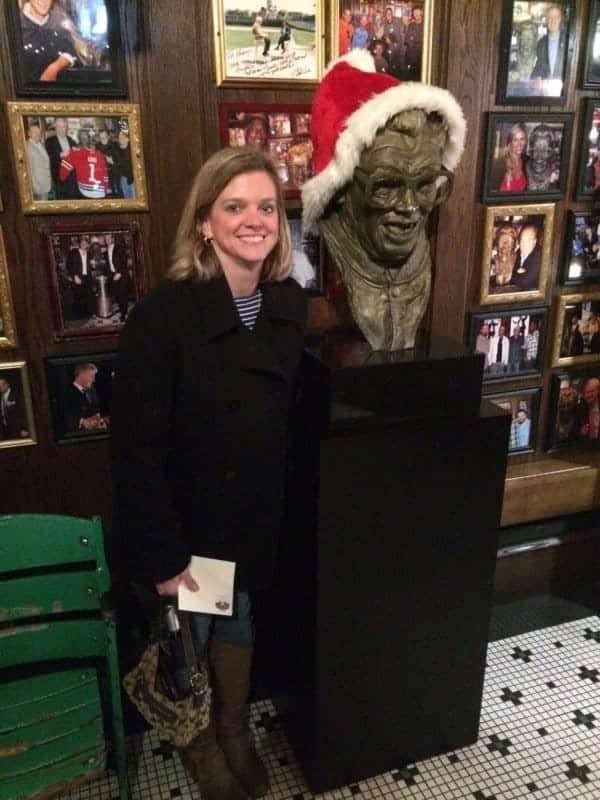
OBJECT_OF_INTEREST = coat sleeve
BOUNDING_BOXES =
[110,293,191,585]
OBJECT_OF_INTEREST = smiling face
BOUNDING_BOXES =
[29,0,52,21]
[546,6,562,34]
[498,230,516,256]
[245,118,267,150]
[201,170,279,276]
[54,118,68,137]
[344,112,449,263]
[509,127,526,156]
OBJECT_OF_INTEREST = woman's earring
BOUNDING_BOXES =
[203,234,213,246]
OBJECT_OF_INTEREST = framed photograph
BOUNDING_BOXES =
[5,0,126,97]
[7,101,148,214]
[287,209,324,294]
[547,370,600,450]
[331,0,433,82]
[470,306,547,382]
[212,0,324,86]
[561,210,600,285]
[0,228,18,350]
[41,222,144,340]
[46,352,116,443]
[551,292,600,368]
[218,103,313,197]
[582,0,600,89]
[482,113,572,204]
[575,98,600,201]
[496,0,573,105]
[0,361,36,449]
[480,204,554,306]
[486,387,540,455]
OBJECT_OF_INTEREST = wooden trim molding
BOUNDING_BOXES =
[501,455,600,527]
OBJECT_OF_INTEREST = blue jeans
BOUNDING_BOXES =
[190,591,253,654]
[120,176,135,199]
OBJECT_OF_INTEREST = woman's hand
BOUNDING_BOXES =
[155,566,199,597]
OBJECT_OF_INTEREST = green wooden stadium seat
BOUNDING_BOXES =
[0,514,129,800]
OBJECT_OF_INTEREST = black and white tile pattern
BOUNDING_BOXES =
[65,616,600,799]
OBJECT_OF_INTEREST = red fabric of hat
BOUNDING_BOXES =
[302,50,467,231]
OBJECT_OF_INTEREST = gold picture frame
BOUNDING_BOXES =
[551,291,600,367]
[0,228,17,350]
[7,101,148,215]
[0,360,37,449]
[480,203,554,306]
[212,0,324,87]
[330,0,434,82]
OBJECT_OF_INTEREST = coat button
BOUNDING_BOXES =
[225,470,237,481]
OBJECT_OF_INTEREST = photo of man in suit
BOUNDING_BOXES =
[103,232,130,322]
[67,234,95,318]
[63,362,109,436]
[530,5,566,81]
[0,374,29,440]
[45,117,79,199]
[513,225,542,291]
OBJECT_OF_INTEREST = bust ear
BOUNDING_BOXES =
[434,171,454,206]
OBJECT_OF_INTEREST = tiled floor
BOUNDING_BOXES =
[64,609,600,800]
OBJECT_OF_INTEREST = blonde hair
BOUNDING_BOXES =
[168,148,292,282]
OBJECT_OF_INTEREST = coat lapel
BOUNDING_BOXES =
[189,276,302,382]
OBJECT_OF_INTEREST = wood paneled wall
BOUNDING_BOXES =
[0,0,598,540]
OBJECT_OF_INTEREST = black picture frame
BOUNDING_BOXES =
[496,0,573,106]
[469,306,548,383]
[485,387,540,456]
[582,0,600,89]
[575,98,600,201]
[286,209,324,295]
[561,210,600,285]
[6,0,127,97]
[482,112,572,204]
[546,369,600,451]
[45,351,116,443]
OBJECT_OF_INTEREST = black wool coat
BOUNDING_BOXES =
[110,274,307,590]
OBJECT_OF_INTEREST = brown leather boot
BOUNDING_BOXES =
[177,718,246,800]
[210,641,270,798]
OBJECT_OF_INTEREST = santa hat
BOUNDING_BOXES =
[302,50,467,230]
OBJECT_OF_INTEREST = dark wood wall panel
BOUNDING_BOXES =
[0,1,598,548]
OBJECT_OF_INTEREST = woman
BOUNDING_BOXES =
[491,225,519,287]
[111,148,307,800]
[495,123,528,193]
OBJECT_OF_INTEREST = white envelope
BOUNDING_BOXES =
[178,555,236,616]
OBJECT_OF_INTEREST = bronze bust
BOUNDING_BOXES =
[302,51,466,351]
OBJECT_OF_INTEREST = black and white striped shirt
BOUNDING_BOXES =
[233,289,262,330]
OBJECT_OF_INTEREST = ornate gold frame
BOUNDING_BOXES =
[212,0,324,87]
[0,360,37,449]
[329,0,435,82]
[480,204,555,306]
[7,101,149,215]
[0,228,17,350]
[551,291,600,368]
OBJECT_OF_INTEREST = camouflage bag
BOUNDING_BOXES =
[123,608,211,747]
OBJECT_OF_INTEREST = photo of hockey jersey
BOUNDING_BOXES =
[59,148,109,199]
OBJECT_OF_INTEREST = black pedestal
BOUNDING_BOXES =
[267,332,510,793]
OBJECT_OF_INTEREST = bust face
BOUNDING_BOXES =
[341,111,450,263]
[529,134,553,173]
